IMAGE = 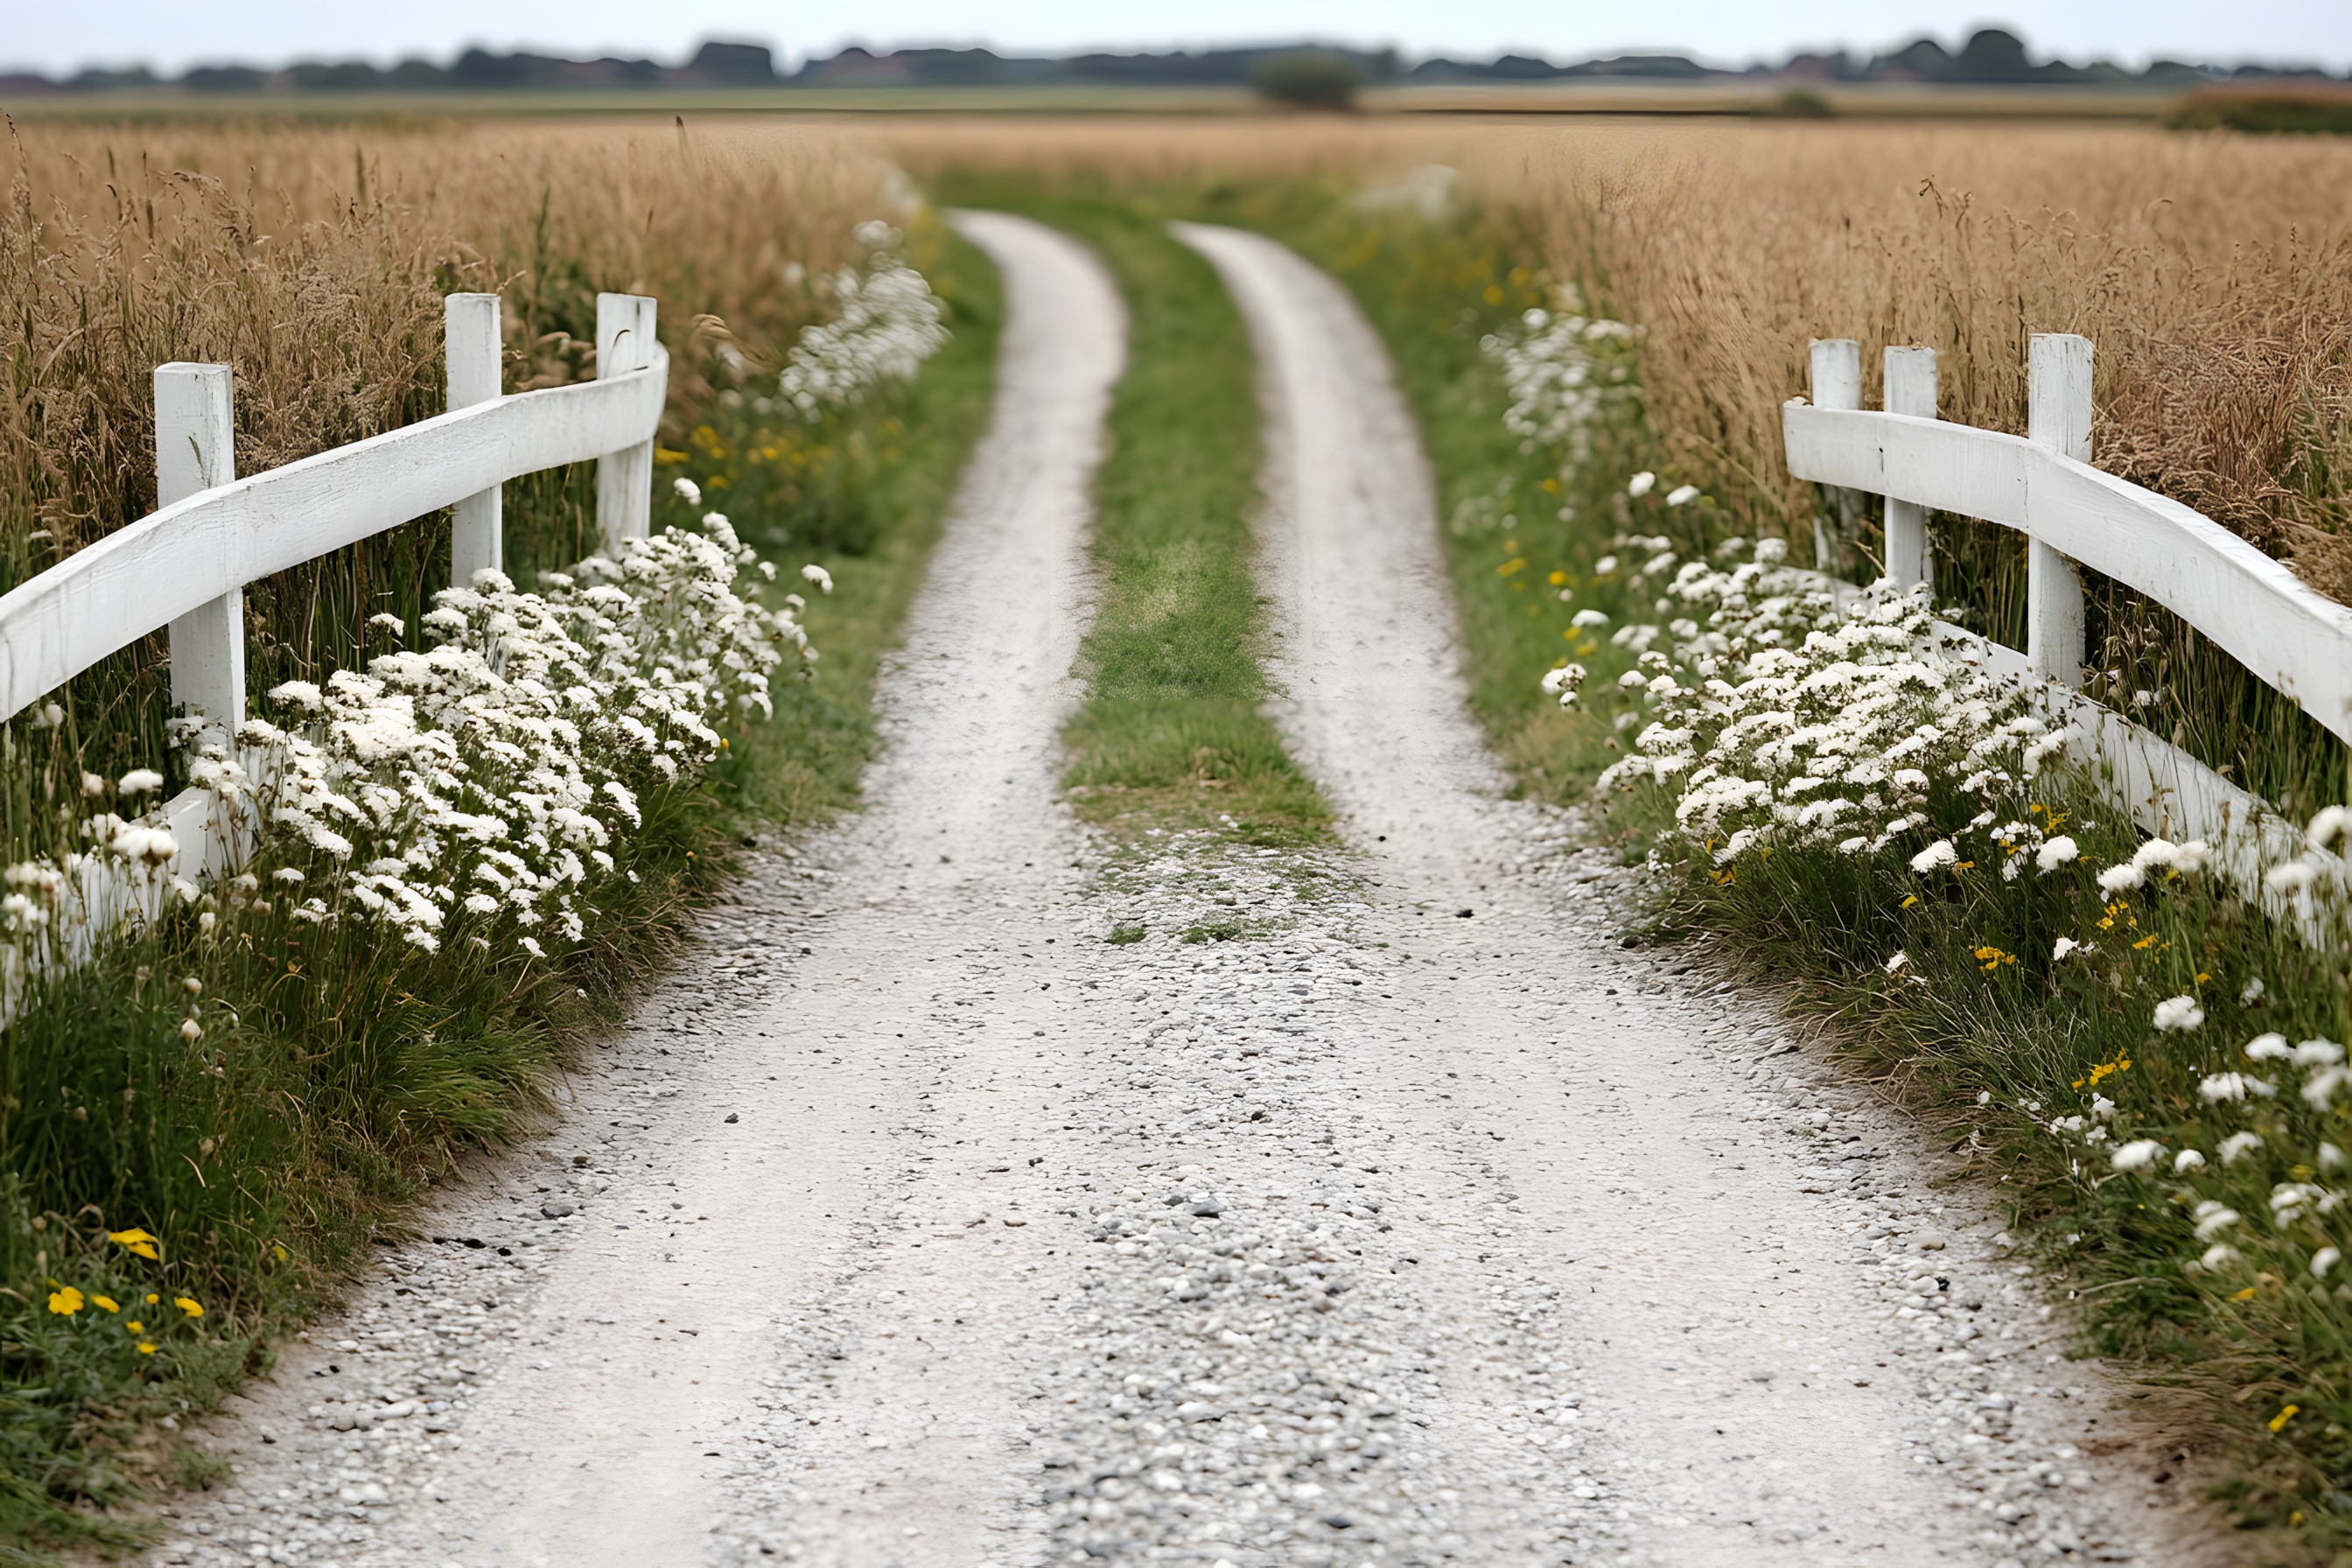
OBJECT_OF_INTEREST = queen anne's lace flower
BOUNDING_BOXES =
[777,226,949,421]
[1479,293,1641,470]
[0,514,812,988]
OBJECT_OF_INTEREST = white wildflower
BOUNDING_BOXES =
[2267,861,2317,894]
[117,769,164,795]
[2152,995,2205,1032]
[2174,1149,2207,1173]
[1627,472,1656,498]
[777,241,949,419]
[1884,950,1909,974]
[2051,936,2081,961]
[2315,1247,2342,1279]
[2109,1139,2163,1174]
[2199,1071,2271,1102]
[673,476,703,505]
[2218,1130,2264,1165]
[2192,1200,2240,1242]
[1665,484,1700,508]
[2036,836,2078,873]
[1909,839,1958,873]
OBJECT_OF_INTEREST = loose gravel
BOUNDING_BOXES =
[129,215,2231,1568]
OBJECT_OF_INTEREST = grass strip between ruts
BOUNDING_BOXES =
[942,179,1330,846]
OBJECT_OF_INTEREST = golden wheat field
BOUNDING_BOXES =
[14,112,2351,590]
[1,118,885,566]
[878,112,2352,595]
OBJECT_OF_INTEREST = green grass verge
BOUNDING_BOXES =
[0,230,1000,1559]
[936,177,1329,845]
[704,226,1005,830]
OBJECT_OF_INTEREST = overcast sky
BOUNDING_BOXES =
[13,1,2349,76]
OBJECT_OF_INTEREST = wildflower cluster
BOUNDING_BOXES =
[3,514,822,975]
[2054,808,2352,1292]
[775,220,950,422]
[1584,524,2075,878]
[41,1228,205,1365]
[1479,290,1642,470]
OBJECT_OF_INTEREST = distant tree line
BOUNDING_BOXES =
[2,30,2342,97]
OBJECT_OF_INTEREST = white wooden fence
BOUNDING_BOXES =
[1783,332,2352,896]
[0,290,668,910]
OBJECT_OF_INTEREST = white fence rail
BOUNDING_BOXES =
[1782,332,2349,898]
[0,290,668,900]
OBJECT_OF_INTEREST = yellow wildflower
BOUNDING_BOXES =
[1901,894,1920,909]
[136,1342,157,1355]
[124,1320,144,1334]
[46,1287,82,1315]
[1547,569,1569,586]
[108,1228,159,1260]
[91,1295,119,1314]
[2272,1404,2300,1432]
[176,1297,204,1319]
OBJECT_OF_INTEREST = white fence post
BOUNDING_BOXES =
[1882,346,1938,591]
[1808,340,1863,572]
[2026,333,2093,686]
[445,293,504,584]
[595,293,659,550]
[157,363,242,736]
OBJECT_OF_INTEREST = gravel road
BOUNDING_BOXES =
[136,215,2232,1568]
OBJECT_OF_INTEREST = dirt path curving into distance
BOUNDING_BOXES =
[136,214,2229,1568]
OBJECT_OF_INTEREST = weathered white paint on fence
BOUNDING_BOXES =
[1784,332,2351,913]
[2024,333,2092,686]
[157,363,244,734]
[1880,346,1936,592]
[595,293,660,545]
[445,292,506,583]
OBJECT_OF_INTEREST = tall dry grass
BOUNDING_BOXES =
[884,114,2352,595]
[1450,121,2352,592]
[3,117,885,563]
[0,116,893,826]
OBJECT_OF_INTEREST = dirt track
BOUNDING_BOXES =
[138,214,2229,1568]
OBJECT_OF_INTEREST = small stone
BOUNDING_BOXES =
[724,1112,740,1124]
[542,1202,576,1219]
